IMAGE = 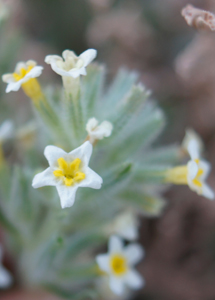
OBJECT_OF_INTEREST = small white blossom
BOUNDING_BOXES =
[0,120,14,143]
[96,235,144,296]
[32,141,103,209]
[45,49,97,78]
[165,138,214,200]
[86,118,113,144]
[105,211,139,241]
[2,60,43,93]
[186,139,214,199]
[0,246,12,289]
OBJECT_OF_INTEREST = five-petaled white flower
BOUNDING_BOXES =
[96,235,144,296]
[0,245,12,289]
[86,118,113,144]
[165,137,214,200]
[32,141,103,209]
[45,49,97,78]
[2,60,43,93]
[186,139,214,199]
[105,211,139,241]
[0,120,14,143]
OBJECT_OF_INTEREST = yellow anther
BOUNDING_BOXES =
[110,255,127,276]
[53,157,85,186]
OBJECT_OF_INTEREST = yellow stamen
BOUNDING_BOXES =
[164,165,188,185]
[53,157,85,187]
[110,254,127,276]
[192,163,204,188]
[13,66,44,105]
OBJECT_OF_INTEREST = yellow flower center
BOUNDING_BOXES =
[110,254,127,276]
[192,159,204,188]
[53,157,85,187]
[13,65,33,81]
[13,65,44,104]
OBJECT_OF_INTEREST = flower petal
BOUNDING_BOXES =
[56,185,78,209]
[124,244,144,266]
[32,168,56,188]
[86,118,98,133]
[96,254,110,273]
[202,184,214,200]
[187,139,200,160]
[69,141,92,166]
[67,67,87,78]
[124,269,144,289]
[187,160,198,180]
[109,276,125,295]
[80,49,97,67]
[198,160,211,180]
[45,55,63,65]
[5,81,22,93]
[44,145,67,167]
[2,74,15,84]
[79,167,103,189]
[108,235,124,254]
[24,66,43,80]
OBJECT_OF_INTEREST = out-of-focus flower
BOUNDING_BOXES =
[2,60,44,103]
[105,211,139,241]
[96,235,144,295]
[0,246,12,289]
[0,120,14,143]
[45,49,97,78]
[181,4,215,31]
[45,49,97,98]
[32,141,103,209]
[86,118,113,145]
[165,138,214,200]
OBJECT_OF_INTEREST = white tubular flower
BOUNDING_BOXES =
[86,118,113,144]
[32,141,103,209]
[0,120,14,143]
[45,49,97,78]
[187,139,214,199]
[96,235,144,296]
[2,60,43,93]
[105,211,139,241]
[182,129,204,156]
[165,139,214,200]
[0,246,12,289]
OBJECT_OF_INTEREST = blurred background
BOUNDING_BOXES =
[2,0,215,299]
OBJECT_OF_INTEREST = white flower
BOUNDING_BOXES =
[0,120,14,143]
[32,141,103,209]
[0,246,12,289]
[165,138,214,200]
[2,60,43,93]
[96,235,144,296]
[45,49,97,78]
[86,118,113,144]
[186,139,214,199]
[182,129,204,156]
[105,211,139,241]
